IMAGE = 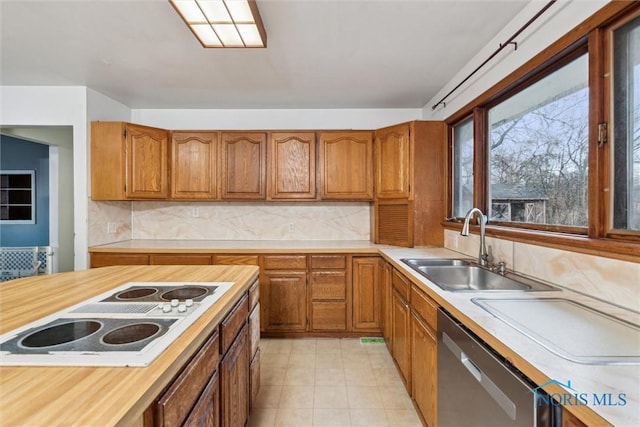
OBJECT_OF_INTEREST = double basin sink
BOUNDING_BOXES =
[401,258,640,365]
[401,258,558,292]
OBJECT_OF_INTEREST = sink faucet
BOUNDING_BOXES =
[461,208,489,267]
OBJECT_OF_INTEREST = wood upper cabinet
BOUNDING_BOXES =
[91,122,169,200]
[268,132,316,199]
[352,257,381,331]
[375,123,411,199]
[170,131,218,199]
[373,121,447,247]
[220,132,267,200]
[318,131,373,200]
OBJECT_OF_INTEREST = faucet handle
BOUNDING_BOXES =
[495,261,507,274]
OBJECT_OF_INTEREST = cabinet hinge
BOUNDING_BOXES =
[123,128,127,139]
[597,122,608,148]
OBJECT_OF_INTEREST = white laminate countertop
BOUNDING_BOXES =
[89,239,392,253]
[88,240,639,426]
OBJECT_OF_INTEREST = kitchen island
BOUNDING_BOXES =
[0,264,259,426]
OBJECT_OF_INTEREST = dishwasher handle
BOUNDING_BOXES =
[442,331,517,421]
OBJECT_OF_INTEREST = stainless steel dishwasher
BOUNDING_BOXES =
[438,308,561,426]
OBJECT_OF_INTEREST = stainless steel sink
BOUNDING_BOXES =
[400,258,558,292]
[402,258,472,267]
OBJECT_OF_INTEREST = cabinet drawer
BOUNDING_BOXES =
[310,271,346,300]
[156,331,220,427]
[392,269,410,301]
[249,302,260,358]
[90,253,149,268]
[249,280,260,311]
[214,255,259,265]
[263,255,307,270]
[410,285,438,330]
[310,255,346,269]
[311,301,347,331]
[150,254,212,265]
[220,295,249,354]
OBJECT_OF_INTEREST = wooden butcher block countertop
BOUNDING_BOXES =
[0,265,259,427]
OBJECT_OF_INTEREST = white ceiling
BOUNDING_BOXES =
[0,0,530,109]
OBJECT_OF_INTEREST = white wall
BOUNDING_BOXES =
[422,0,609,120]
[132,108,422,130]
[0,86,90,270]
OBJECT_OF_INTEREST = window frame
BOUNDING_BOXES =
[444,1,640,261]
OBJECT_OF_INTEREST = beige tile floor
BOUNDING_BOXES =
[248,338,422,427]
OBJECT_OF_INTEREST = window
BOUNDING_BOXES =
[488,53,589,228]
[0,171,36,224]
[612,14,640,232]
[452,117,474,217]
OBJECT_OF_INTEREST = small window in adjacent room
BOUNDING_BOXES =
[612,14,640,232]
[452,117,474,217]
[488,53,589,228]
[0,171,36,224]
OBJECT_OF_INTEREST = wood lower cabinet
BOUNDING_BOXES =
[318,131,373,200]
[352,257,381,331]
[391,268,412,391]
[220,132,267,200]
[182,371,220,427]
[154,332,220,427]
[381,261,393,352]
[411,309,437,427]
[221,324,250,427]
[268,132,316,200]
[91,122,169,200]
[170,131,218,199]
[392,289,411,391]
[262,256,308,332]
[310,255,347,331]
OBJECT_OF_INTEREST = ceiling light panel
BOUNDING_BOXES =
[169,0,266,48]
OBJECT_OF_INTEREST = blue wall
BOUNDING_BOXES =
[0,135,50,246]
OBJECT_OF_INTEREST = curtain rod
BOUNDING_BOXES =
[431,0,557,111]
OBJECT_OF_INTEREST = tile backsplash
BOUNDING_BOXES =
[90,201,371,242]
[444,229,640,312]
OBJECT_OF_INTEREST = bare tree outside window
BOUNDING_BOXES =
[488,54,589,227]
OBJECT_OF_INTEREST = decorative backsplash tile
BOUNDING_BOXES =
[130,201,371,240]
[88,200,132,246]
[444,229,640,312]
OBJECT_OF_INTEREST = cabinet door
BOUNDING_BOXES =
[374,123,411,199]
[220,132,267,199]
[221,324,249,427]
[352,257,381,331]
[262,270,307,331]
[318,131,373,200]
[183,371,220,427]
[392,290,411,391]
[382,262,393,351]
[171,131,218,199]
[268,132,316,199]
[411,312,437,427]
[125,123,169,199]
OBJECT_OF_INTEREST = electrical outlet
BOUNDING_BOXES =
[192,208,199,218]
[107,222,117,234]
[288,223,295,233]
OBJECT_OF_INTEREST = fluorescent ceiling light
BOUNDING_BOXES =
[170,0,267,48]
